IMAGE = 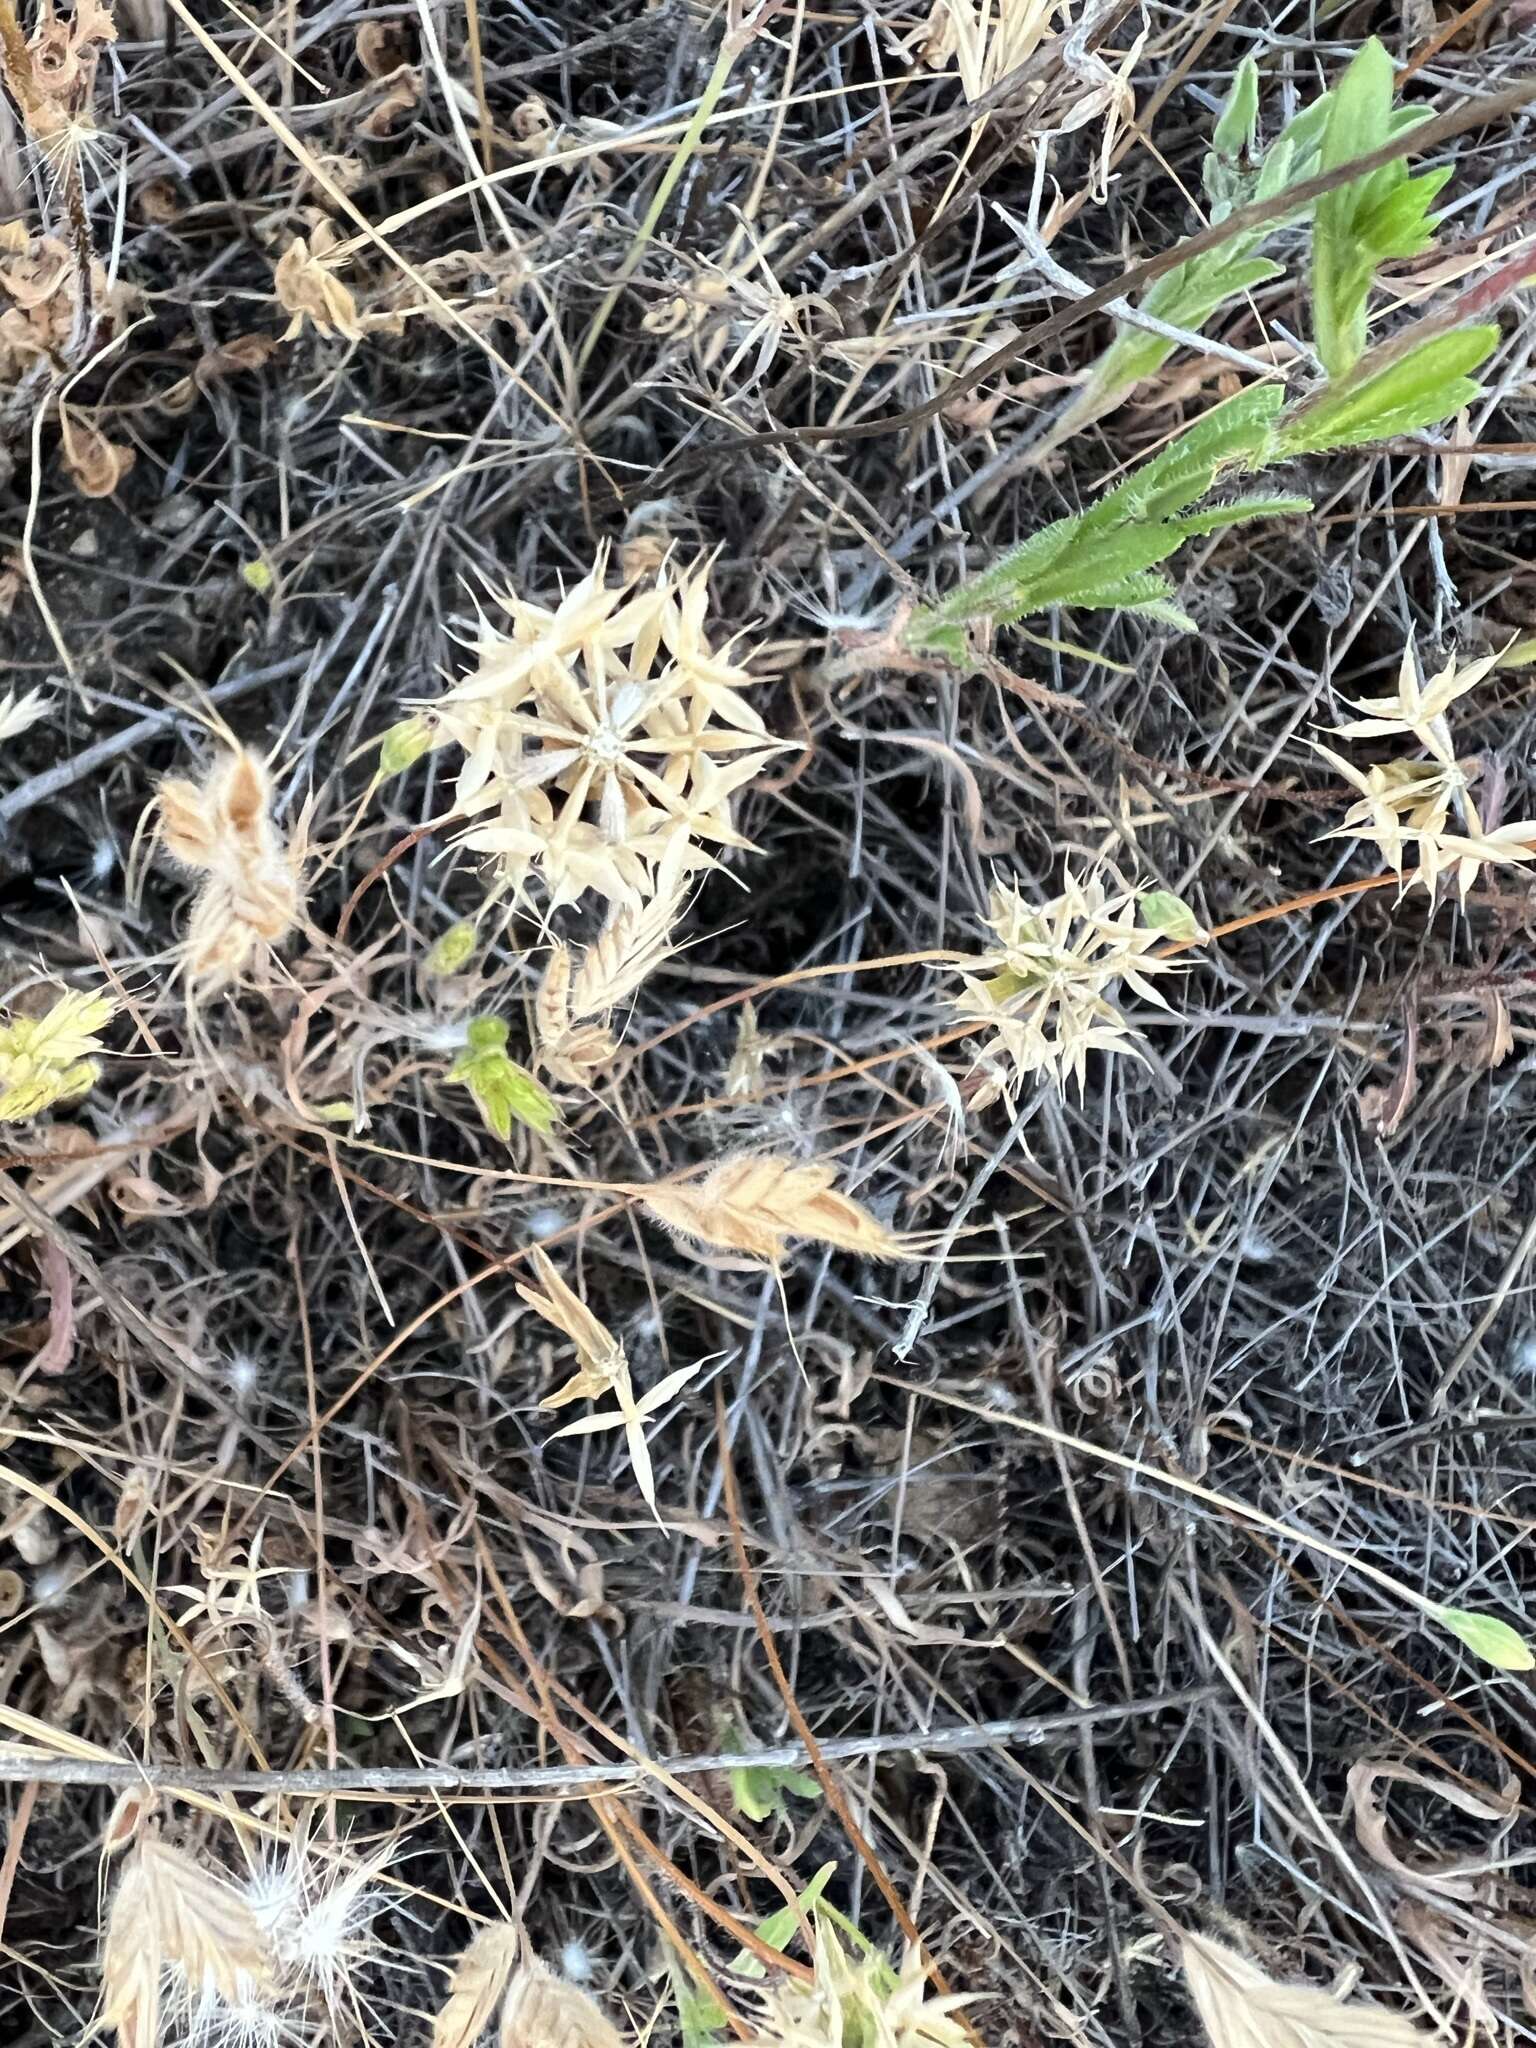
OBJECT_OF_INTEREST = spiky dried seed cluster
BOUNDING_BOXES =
[1180,1929,1424,2047]
[418,545,783,910]
[641,1153,900,1266]
[750,1924,974,2048]
[1313,644,1536,901]
[100,1833,388,2048]
[0,986,114,1121]
[950,865,1186,1099]
[434,1927,623,2048]
[155,747,307,990]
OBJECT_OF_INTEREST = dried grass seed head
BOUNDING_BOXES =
[0,985,114,1120]
[433,1923,523,2048]
[499,1958,625,2048]
[1180,1929,1425,2048]
[951,864,1185,1098]
[102,1839,276,2048]
[641,1152,900,1266]
[154,746,307,989]
[534,839,692,1083]
[419,544,784,910]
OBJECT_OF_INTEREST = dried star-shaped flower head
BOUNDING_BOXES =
[1313,645,1536,904]
[1333,642,1500,767]
[951,865,1189,1099]
[752,1925,975,2048]
[417,545,785,909]
[518,1245,702,1518]
[0,987,114,1121]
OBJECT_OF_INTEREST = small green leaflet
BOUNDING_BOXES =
[1432,1604,1534,1672]
[1139,890,1205,944]
[730,1756,822,1824]
[379,715,437,777]
[1311,39,1453,378]
[676,1862,839,2046]
[1277,326,1497,455]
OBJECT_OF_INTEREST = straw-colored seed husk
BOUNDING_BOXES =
[102,1838,274,2048]
[432,1922,523,2048]
[641,1153,900,1265]
[1181,1930,1426,2048]
[499,1959,625,2048]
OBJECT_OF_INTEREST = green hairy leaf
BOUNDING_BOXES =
[1311,39,1452,378]
[1278,326,1497,454]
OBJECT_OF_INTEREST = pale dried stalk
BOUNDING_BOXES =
[102,1838,275,2048]
[155,746,307,989]
[1181,1931,1426,2048]
[499,1959,624,2048]
[433,1922,522,2048]
[641,1154,900,1266]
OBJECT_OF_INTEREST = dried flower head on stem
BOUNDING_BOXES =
[1314,644,1536,903]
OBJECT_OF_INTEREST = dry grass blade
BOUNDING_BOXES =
[640,1153,900,1265]
[1181,1931,1426,2047]
[499,1958,625,2048]
[102,1839,274,2048]
[433,1922,523,2048]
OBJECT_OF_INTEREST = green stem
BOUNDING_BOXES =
[576,31,743,376]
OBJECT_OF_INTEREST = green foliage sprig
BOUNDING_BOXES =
[906,40,1502,662]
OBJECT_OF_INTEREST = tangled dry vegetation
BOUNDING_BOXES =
[4,1,1536,2045]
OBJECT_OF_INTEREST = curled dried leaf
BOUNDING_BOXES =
[275,233,363,342]
[60,418,134,498]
